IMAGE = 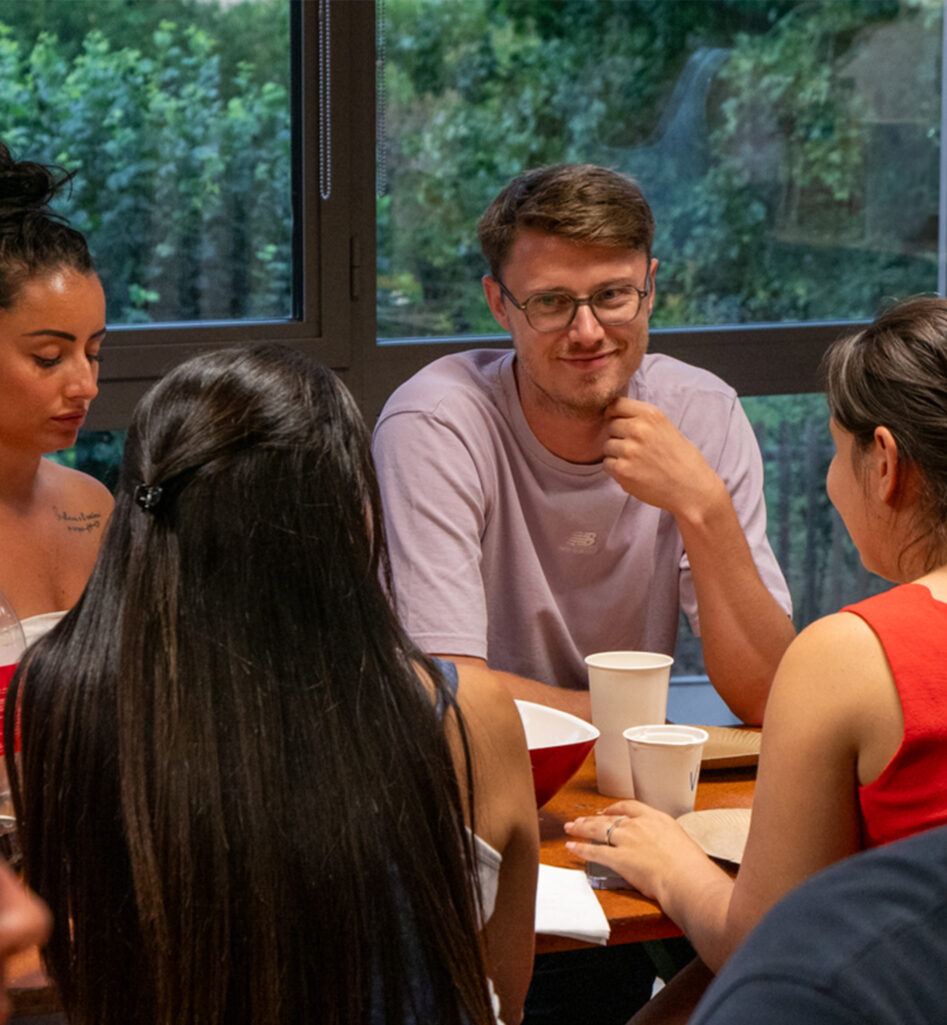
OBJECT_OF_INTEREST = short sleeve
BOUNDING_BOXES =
[372,408,490,658]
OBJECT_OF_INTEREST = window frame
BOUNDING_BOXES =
[88,0,375,430]
[357,0,882,417]
[360,319,863,422]
[86,0,881,432]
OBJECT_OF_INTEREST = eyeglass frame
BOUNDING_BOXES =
[494,274,652,333]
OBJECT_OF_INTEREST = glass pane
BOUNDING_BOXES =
[377,0,941,339]
[1,0,292,324]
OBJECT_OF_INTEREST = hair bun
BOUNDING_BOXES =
[0,144,64,212]
[0,141,91,307]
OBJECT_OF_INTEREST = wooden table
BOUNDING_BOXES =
[535,751,755,953]
[6,752,755,1013]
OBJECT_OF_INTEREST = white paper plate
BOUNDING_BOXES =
[677,807,752,865]
[692,725,761,769]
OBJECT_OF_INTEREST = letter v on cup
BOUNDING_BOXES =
[585,650,674,797]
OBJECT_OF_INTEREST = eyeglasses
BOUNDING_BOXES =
[495,277,650,333]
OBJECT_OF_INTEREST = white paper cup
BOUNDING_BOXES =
[585,651,673,797]
[623,724,709,818]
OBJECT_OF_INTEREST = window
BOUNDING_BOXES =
[2,0,372,428]
[370,0,941,406]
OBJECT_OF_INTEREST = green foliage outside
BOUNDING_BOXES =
[379,0,941,336]
[0,0,292,323]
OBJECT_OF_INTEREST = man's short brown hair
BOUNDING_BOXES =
[477,163,655,279]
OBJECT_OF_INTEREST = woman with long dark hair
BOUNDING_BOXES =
[12,344,537,1025]
[0,140,112,641]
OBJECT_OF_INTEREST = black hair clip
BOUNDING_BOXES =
[134,483,163,513]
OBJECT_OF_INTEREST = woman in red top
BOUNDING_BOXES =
[566,295,947,999]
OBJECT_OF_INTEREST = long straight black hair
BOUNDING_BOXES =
[11,344,495,1025]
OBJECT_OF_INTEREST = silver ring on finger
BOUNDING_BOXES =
[605,816,626,846]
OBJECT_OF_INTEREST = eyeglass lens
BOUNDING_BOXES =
[524,285,643,331]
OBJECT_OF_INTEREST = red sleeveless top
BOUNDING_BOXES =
[844,584,947,848]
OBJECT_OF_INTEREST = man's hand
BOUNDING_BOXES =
[602,396,795,726]
[602,397,723,520]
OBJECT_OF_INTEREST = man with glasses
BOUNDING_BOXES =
[374,162,793,1025]
[373,164,793,727]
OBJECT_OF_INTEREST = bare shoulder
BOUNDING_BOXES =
[454,661,528,757]
[39,458,114,523]
[915,568,947,604]
[1,461,113,616]
[775,609,886,686]
[764,609,895,750]
[414,658,526,761]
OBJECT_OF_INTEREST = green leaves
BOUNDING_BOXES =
[1,5,291,324]
[378,0,940,337]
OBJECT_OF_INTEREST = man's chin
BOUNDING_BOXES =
[554,384,626,419]
[516,359,632,421]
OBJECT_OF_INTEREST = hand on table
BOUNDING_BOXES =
[602,398,723,519]
[564,800,709,903]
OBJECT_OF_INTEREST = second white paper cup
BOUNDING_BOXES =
[585,650,673,797]
[623,724,709,818]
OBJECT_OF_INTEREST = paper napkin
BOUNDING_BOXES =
[534,864,610,945]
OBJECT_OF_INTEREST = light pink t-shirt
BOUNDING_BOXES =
[372,349,790,692]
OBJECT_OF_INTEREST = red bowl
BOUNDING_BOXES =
[515,700,600,807]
